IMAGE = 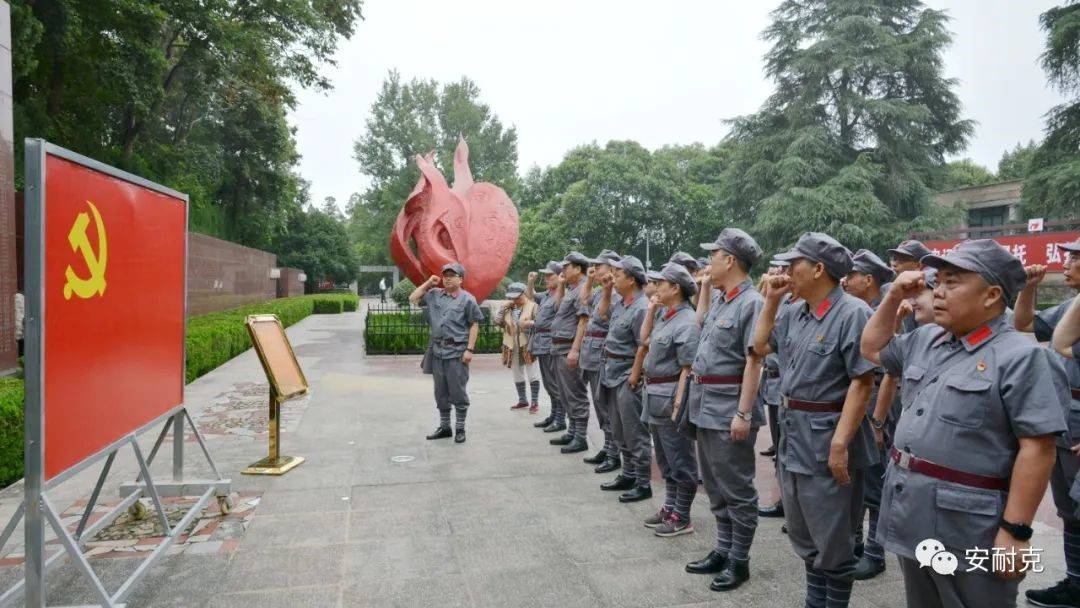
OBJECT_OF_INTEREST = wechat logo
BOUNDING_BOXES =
[916,538,958,576]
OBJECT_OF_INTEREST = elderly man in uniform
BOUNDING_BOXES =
[751,232,879,608]
[842,249,897,580]
[579,250,622,468]
[596,256,654,493]
[638,263,701,537]
[861,239,1070,608]
[1013,237,1080,608]
[683,229,764,591]
[410,262,484,444]
[550,252,594,454]
[526,263,568,433]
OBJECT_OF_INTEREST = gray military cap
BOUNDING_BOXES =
[441,262,466,278]
[660,263,698,298]
[700,228,763,268]
[696,257,709,268]
[668,251,702,272]
[646,270,664,283]
[591,249,622,266]
[540,261,564,275]
[851,249,896,285]
[769,258,792,268]
[615,255,647,285]
[564,251,591,268]
[886,239,932,262]
[921,239,1028,306]
[774,232,854,281]
[1058,237,1080,253]
[923,268,938,289]
[505,282,526,299]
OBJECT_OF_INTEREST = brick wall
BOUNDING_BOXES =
[277,267,306,298]
[187,233,277,317]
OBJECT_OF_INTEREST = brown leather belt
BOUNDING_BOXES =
[783,396,843,413]
[890,447,1008,491]
[585,331,608,338]
[605,351,634,361]
[692,373,743,385]
[764,369,780,379]
[1072,387,1080,401]
[552,337,574,344]
[535,328,551,334]
[646,374,681,385]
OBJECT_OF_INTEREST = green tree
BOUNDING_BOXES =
[349,72,520,265]
[272,207,360,292]
[1022,1,1080,220]
[721,0,974,255]
[997,140,1039,181]
[931,159,998,192]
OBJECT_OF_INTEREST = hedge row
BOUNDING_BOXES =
[364,309,504,355]
[0,293,359,487]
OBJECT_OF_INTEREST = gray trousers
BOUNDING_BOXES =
[698,427,759,547]
[609,381,651,485]
[431,356,469,413]
[555,353,591,422]
[1052,445,1080,524]
[585,369,614,452]
[899,556,1018,608]
[537,354,565,421]
[652,422,697,496]
[780,462,864,580]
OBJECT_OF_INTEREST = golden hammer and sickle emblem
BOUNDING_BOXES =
[63,200,107,300]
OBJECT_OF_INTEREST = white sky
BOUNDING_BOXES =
[291,0,1068,209]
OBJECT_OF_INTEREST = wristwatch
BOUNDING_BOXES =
[735,410,752,422]
[869,417,885,431]
[465,347,475,353]
[999,519,1033,541]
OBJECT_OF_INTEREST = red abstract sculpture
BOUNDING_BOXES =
[390,138,519,303]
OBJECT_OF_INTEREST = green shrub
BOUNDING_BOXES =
[363,310,503,355]
[342,294,359,312]
[312,297,344,314]
[391,279,415,307]
[0,378,24,487]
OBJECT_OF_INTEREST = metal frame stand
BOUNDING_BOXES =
[0,408,231,608]
[240,387,305,476]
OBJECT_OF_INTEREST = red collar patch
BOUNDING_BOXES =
[814,297,833,319]
[724,285,741,302]
[663,308,678,321]
[964,324,993,348]
[623,295,634,306]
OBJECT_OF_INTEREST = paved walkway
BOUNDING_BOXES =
[0,301,1068,607]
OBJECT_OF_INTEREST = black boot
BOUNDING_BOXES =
[618,486,653,503]
[534,416,554,428]
[758,501,784,518]
[594,456,621,474]
[561,437,588,454]
[426,427,452,440]
[549,433,574,446]
[543,422,567,433]
[686,550,727,574]
[711,561,750,591]
[582,450,607,465]
[454,429,466,444]
[852,555,885,580]
[601,475,635,491]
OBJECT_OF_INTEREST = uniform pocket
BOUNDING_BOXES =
[934,485,1001,552]
[937,376,993,429]
[646,391,674,420]
[709,318,739,350]
[700,384,740,424]
[800,341,837,382]
[900,365,926,410]
[809,414,839,462]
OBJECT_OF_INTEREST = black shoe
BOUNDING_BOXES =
[426,427,452,440]
[534,416,554,428]
[583,450,607,465]
[710,561,750,591]
[853,555,885,581]
[454,429,466,444]
[561,437,588,454]
[781,524,787,535]
[618,486,653,503]
[686,550,728,575]
[601,475,635,491]
[543,423,567,433]
[594,457,621,474]
[759,446,776,457]
[549,433,574,446]
[854,542,864,559]
[1026,579,1080,607]
[758,501,784,518]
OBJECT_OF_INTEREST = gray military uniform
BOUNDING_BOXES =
[1035,302,1080,525]
[422,288,484,421]
[879,315,1069,607]
[769,285,879,580]
[602,290,650,487]
[644,302,700,520]
[531,290,565,425]
[552,278,591,437]
[581,289,613,453]
[689,279,764,563]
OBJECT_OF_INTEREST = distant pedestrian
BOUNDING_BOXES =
[379,277,388,303]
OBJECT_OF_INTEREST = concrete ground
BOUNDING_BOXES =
[0,298,1068,607]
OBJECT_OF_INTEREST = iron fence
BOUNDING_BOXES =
[363,302,504,355]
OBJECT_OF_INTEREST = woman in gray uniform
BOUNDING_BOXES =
[638,263,701,538]
[524,263,567,433]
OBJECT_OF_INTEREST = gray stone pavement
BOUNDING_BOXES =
[0,299,1069,607]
